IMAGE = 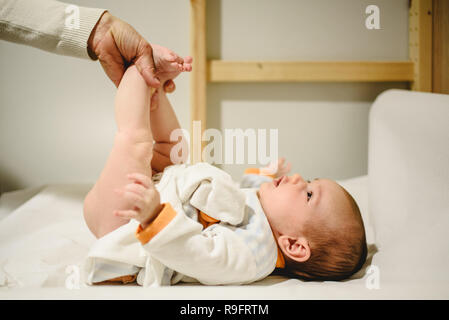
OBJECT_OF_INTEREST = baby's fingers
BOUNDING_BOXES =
[281,161,292,174]
[163,80,176,93]
[114,189,144,209]
[277,160,291,175]
[123,183,147,197]
[127,173,152,188]
[277,157,285,167]
[113,209,138,220]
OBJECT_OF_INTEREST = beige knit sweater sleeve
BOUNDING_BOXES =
[0,0,106,59]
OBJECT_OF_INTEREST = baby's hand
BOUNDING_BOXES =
[113,173,162,228]
[260,157,291,178]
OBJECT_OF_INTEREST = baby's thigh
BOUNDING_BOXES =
[84,134,154,238]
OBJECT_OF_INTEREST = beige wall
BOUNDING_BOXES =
[0,0,409,193]
[207,0,409,180]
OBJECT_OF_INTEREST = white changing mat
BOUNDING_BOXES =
[0,179,447,299]
[0,184,96,288]
[0,176,376,295]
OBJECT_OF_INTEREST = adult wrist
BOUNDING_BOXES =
[58,5,106,59]
[87,11,114,60]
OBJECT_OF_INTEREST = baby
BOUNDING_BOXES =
[239,159,367,281]
[83,53,367,284]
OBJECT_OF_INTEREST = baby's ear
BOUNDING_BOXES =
[277,235,311,263]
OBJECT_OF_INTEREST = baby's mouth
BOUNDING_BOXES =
[273,176,284,187]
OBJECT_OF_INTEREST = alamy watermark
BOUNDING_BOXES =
[65,265,81,289]
[365,5,380,30]
[169,121,279,173]
[365,265,380,290]
[65,5,80,30]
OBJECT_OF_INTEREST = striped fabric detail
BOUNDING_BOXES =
[240,174,272,189]
[232,189,278,281]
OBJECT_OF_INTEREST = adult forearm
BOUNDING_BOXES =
[0,0,105,59]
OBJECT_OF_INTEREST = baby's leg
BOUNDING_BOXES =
[83,65,155,238]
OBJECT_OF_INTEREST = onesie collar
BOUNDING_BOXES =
[276,245,285,268]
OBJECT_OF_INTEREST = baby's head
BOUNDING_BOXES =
[259,174,367,281]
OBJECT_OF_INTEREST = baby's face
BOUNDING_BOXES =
[258,174,349,237]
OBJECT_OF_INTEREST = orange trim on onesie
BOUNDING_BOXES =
[244,168,261,175]
[94,274,137,285]
[244,167,275,179]
[276,246,286,269]
[198,211,220,229]
[135,203,177,245]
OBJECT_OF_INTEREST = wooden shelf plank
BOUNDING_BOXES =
[208,60,414,82]
[409,0,433,91]
[190,0,207,162]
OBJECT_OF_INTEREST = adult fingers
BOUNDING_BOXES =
[163,80,176,93]
[96,34,127,87]
[135,41,161,88]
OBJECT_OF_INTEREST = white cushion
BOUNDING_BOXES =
[368,89,449,282]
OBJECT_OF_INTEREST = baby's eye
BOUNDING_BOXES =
[307,191,313,201]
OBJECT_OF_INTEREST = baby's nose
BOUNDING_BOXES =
[290,174,305,184]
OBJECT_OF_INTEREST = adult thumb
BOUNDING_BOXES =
[135,42,161,88]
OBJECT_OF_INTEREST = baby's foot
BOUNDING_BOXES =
[152,44,192,84]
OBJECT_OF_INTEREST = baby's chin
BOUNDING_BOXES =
[257,182,271,199]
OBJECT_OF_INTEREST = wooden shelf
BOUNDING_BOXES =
[207,60,415,83]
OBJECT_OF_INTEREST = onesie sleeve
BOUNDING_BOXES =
[135,203,177,244]
[135,203,257,285]
[0,0,106,59]
[239,167,275,188]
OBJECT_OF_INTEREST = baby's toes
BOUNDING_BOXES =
[182,63,192,72]
[164,50,184,64]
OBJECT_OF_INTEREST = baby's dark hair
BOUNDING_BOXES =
[282,185,367,281]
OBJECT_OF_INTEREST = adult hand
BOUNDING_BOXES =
[88,12,191,89]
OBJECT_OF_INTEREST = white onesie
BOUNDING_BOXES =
[83,163,280,286]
